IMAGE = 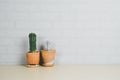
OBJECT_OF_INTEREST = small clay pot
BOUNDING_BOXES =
[41,50,56,67]
[26,51,40,65]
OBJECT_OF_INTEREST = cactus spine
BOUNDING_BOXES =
[29,33,36,53]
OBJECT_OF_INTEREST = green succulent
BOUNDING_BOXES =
[29,33,36,52]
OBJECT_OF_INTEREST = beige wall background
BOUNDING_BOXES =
[0,0,120,64]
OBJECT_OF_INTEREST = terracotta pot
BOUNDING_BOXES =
[26,51,40,65]
[41,50,56,67]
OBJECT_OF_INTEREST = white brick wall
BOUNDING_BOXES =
[0,0,120,64]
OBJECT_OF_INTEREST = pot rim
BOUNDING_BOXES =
[26,51,40,54]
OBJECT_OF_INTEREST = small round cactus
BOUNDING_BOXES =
[29,33,36,52]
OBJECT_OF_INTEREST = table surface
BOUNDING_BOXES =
[0,65,120,80]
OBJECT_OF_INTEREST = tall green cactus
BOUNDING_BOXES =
[29,33,36,52]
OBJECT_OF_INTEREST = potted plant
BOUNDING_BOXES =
[41,41,56,67]
[26,33,40,68]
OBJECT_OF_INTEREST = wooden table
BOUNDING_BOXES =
[0,65,120,80]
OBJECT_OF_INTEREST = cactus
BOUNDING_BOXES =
[29,33,36,52]
[43,41,55,51]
